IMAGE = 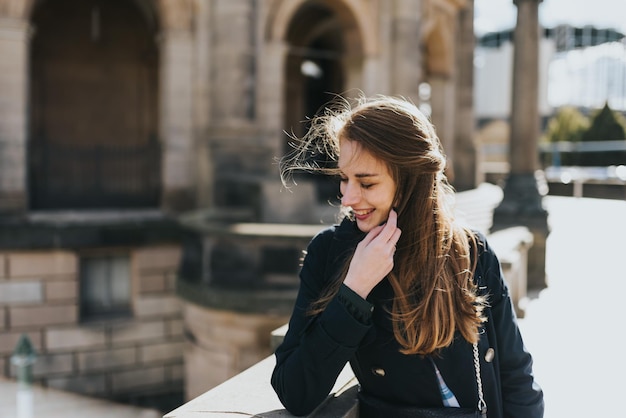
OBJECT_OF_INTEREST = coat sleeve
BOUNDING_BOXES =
[271,230,373,416]
[479,235,545,418]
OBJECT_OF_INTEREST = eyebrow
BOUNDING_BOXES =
[339,171,379,178]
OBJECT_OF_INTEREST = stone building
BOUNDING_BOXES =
[0,0,477,409]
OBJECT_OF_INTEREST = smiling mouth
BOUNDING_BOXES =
[353,209,374,217]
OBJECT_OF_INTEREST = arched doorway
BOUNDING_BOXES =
[29,0,160,209]
[284,1,347,203]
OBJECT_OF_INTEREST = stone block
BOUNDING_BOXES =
[111,366,166,392]
[138,273,167,294]
[184,340,233,399]
[206,323,259,347]
[8,252,77,278]
[47,374,107,396]
[165,271,177,291]
[0,281,43,304]
[168,362,184,382]
[134,246,181,272]
[77,347,137,372]
[238,345,270,372]
[166,318,184,338]
[44,280,78,302]
[183,303,286,349]
[0,331,42,355]
[29,353,73,377]
[140,341,184,364]
[134,295,181,318]
[109,321,166,345]
[9,304,77,328]
[46,326,107,351]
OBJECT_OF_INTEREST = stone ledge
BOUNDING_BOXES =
[164,356,358,418]
[487,226,534,318]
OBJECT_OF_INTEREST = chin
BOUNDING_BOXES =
[355,219,376,233]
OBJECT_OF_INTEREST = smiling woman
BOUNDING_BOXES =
[338,139,397,233]
[274,95,544,417]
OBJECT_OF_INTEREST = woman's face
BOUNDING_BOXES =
[338,139,397,233]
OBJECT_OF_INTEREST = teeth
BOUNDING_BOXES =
[354,209,373,216]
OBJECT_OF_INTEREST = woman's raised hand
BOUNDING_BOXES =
[343,209,402,299]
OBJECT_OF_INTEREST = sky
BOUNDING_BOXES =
[474,0,626,36]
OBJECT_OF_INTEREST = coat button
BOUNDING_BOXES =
[485,348,495,363]
[371,367,385,377]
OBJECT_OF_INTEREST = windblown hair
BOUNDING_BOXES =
[280,95,487,355]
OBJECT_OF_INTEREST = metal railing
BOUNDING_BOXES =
[29,139,161,209]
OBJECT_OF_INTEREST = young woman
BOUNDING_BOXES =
[272,96,544,417]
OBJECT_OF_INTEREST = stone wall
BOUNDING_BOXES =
[0,244,184,405]
[182,302,288,400]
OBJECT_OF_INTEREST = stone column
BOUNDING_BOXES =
[453,1,478,191]
[210,0,257,125]
[388,0,423,101]
[430,77,456,180]
[160,28,196,211]
[192,0,213,209]
[492,0,549,290]
[257,40,286,147]
[0,18,29,214]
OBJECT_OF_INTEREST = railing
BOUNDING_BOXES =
[480,140,626,198]
[29,139,161,209]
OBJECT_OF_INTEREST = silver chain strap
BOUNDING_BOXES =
[472,342,488,417]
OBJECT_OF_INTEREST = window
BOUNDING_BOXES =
[80,254,131,321]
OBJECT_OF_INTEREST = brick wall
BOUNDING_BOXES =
[0,245,183,400]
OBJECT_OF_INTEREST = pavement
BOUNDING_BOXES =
[0,376,162,418]
[517,195,626,418]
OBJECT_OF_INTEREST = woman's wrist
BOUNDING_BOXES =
[343,276,371,299]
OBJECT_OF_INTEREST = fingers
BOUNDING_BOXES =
[344,210,401,298]
[377,209,399,245]
[390,228,402,249]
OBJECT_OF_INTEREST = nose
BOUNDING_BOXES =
[341,182,361,207]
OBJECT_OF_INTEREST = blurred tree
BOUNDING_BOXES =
[542,106,589,166]
[580,103,626,166]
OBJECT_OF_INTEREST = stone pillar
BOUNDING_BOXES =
[388,0,423,101]
[0,18,29,214]
[453,1,478,191]
[192,0,214,209]
[160,28,196,212]
[492,0,549,290]
[421,2,459,183]
[210,0,257,125]
[257,40,286,140]
[430,77,456,181]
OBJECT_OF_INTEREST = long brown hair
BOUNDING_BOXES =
[281,95,486,355]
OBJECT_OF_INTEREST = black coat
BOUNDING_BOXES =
[272,218,544,417]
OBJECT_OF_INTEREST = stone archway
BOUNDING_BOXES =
[28,0,160,209]
[269,0,369,203]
